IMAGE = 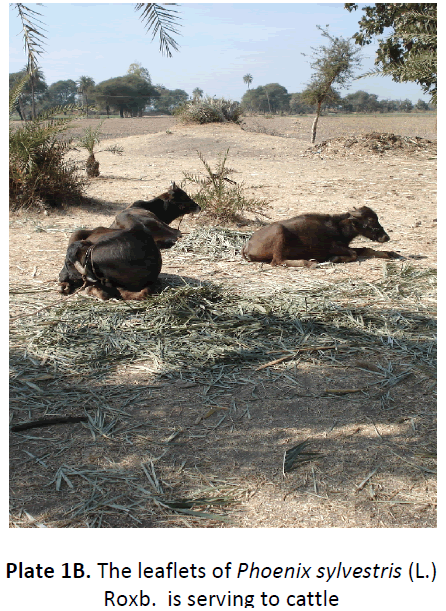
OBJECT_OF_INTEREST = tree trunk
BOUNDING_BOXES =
[17,98,25,121]
[119,105,124,118]
[86,153,100,178]
[311,101,322,144]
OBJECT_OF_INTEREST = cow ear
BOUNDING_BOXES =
[349,208,362,219]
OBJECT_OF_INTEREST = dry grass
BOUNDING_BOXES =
[10,230,437,526]
[9,114,437,528]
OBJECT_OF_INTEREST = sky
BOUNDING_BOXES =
[9,2,431,103]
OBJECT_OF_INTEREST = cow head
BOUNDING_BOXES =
[58,240,95,294]
[160,182,201,215]
[348,206,390,243]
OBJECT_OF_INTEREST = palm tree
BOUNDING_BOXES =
[243,74,253,90]
[77,75,95,117]
[192,88,204,101]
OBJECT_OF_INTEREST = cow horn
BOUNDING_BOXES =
[74,261,87,276]
[170,181,176,189]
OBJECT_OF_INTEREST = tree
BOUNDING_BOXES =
[127,61,152,83]
[10,67,47,119]
[46,79,78,106]
[192,88,204,101]
[289,92,314,115]
[243,74,253,90]
[342,90,380,113]
[92,75,158,117]
[153,86,189,113]
[76,76,95,117]
[399,99,413,113]
[241,83,290,114]
[415,99,429,111]
[345,3,437,104]
[301,26,362,143]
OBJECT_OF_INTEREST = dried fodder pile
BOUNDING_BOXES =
[303,132,437,159]
[172,226,251,260]
[10,262,436,384]
[10,260,437,527]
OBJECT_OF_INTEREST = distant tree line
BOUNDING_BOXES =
[240,83,432,115]
[9,66,432,121]
[9,63,190,119]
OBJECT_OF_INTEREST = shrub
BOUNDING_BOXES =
[9,77,86,210]
[76,120,124,177]
[174,96,242,124]
[182,149,270,223]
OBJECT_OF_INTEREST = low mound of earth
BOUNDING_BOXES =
[303,132,437,159]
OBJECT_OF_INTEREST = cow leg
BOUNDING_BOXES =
[329,244,358,263]
[280,259,319,269]
[353,248,404,260]
[116,285,155,301]
[85,285,120,301]
[59,281,73,294]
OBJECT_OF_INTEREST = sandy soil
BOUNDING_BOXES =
[9,114,437,528]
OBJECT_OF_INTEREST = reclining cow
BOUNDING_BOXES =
[242,206,401,268]
[110,182,201,248]
[59,214,161,300]
[59,183,200,300]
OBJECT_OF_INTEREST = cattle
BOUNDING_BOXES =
[110,182,201,248]
[66,214,180,252]
[58,215,162,301]
[242,206,400,268]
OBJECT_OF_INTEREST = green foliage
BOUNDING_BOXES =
[415,99,429,111]
[302,26,362,105]
[92,74,159,117]
[46,79,78,106]
[127,61,151,83]
[289,92,314,114]
[192,88,204,101]
[345,3,437,104]
[182,149,270,223]
[174,96,242,124]
[241,83,290,113]
[77,75,95,92]
[9,75,86,210]
[302,26,362,142]
[10,67,47,119]
[341,90,380,113]
[243,74,253,89]
[153,86,189,113]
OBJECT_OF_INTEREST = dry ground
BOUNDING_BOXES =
[9,114,437,528]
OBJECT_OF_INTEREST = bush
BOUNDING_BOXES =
[174,96,242,124]
[9,76,86,211]
[182,149,270,223]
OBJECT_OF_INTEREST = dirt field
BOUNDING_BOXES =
[9,114,437,528]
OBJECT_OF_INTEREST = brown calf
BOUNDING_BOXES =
[110,182,201,248]
[242,206,401,268]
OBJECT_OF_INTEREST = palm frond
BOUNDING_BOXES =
[15,3,47,71]
[134,3,181,57]
[9,72,29,116]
